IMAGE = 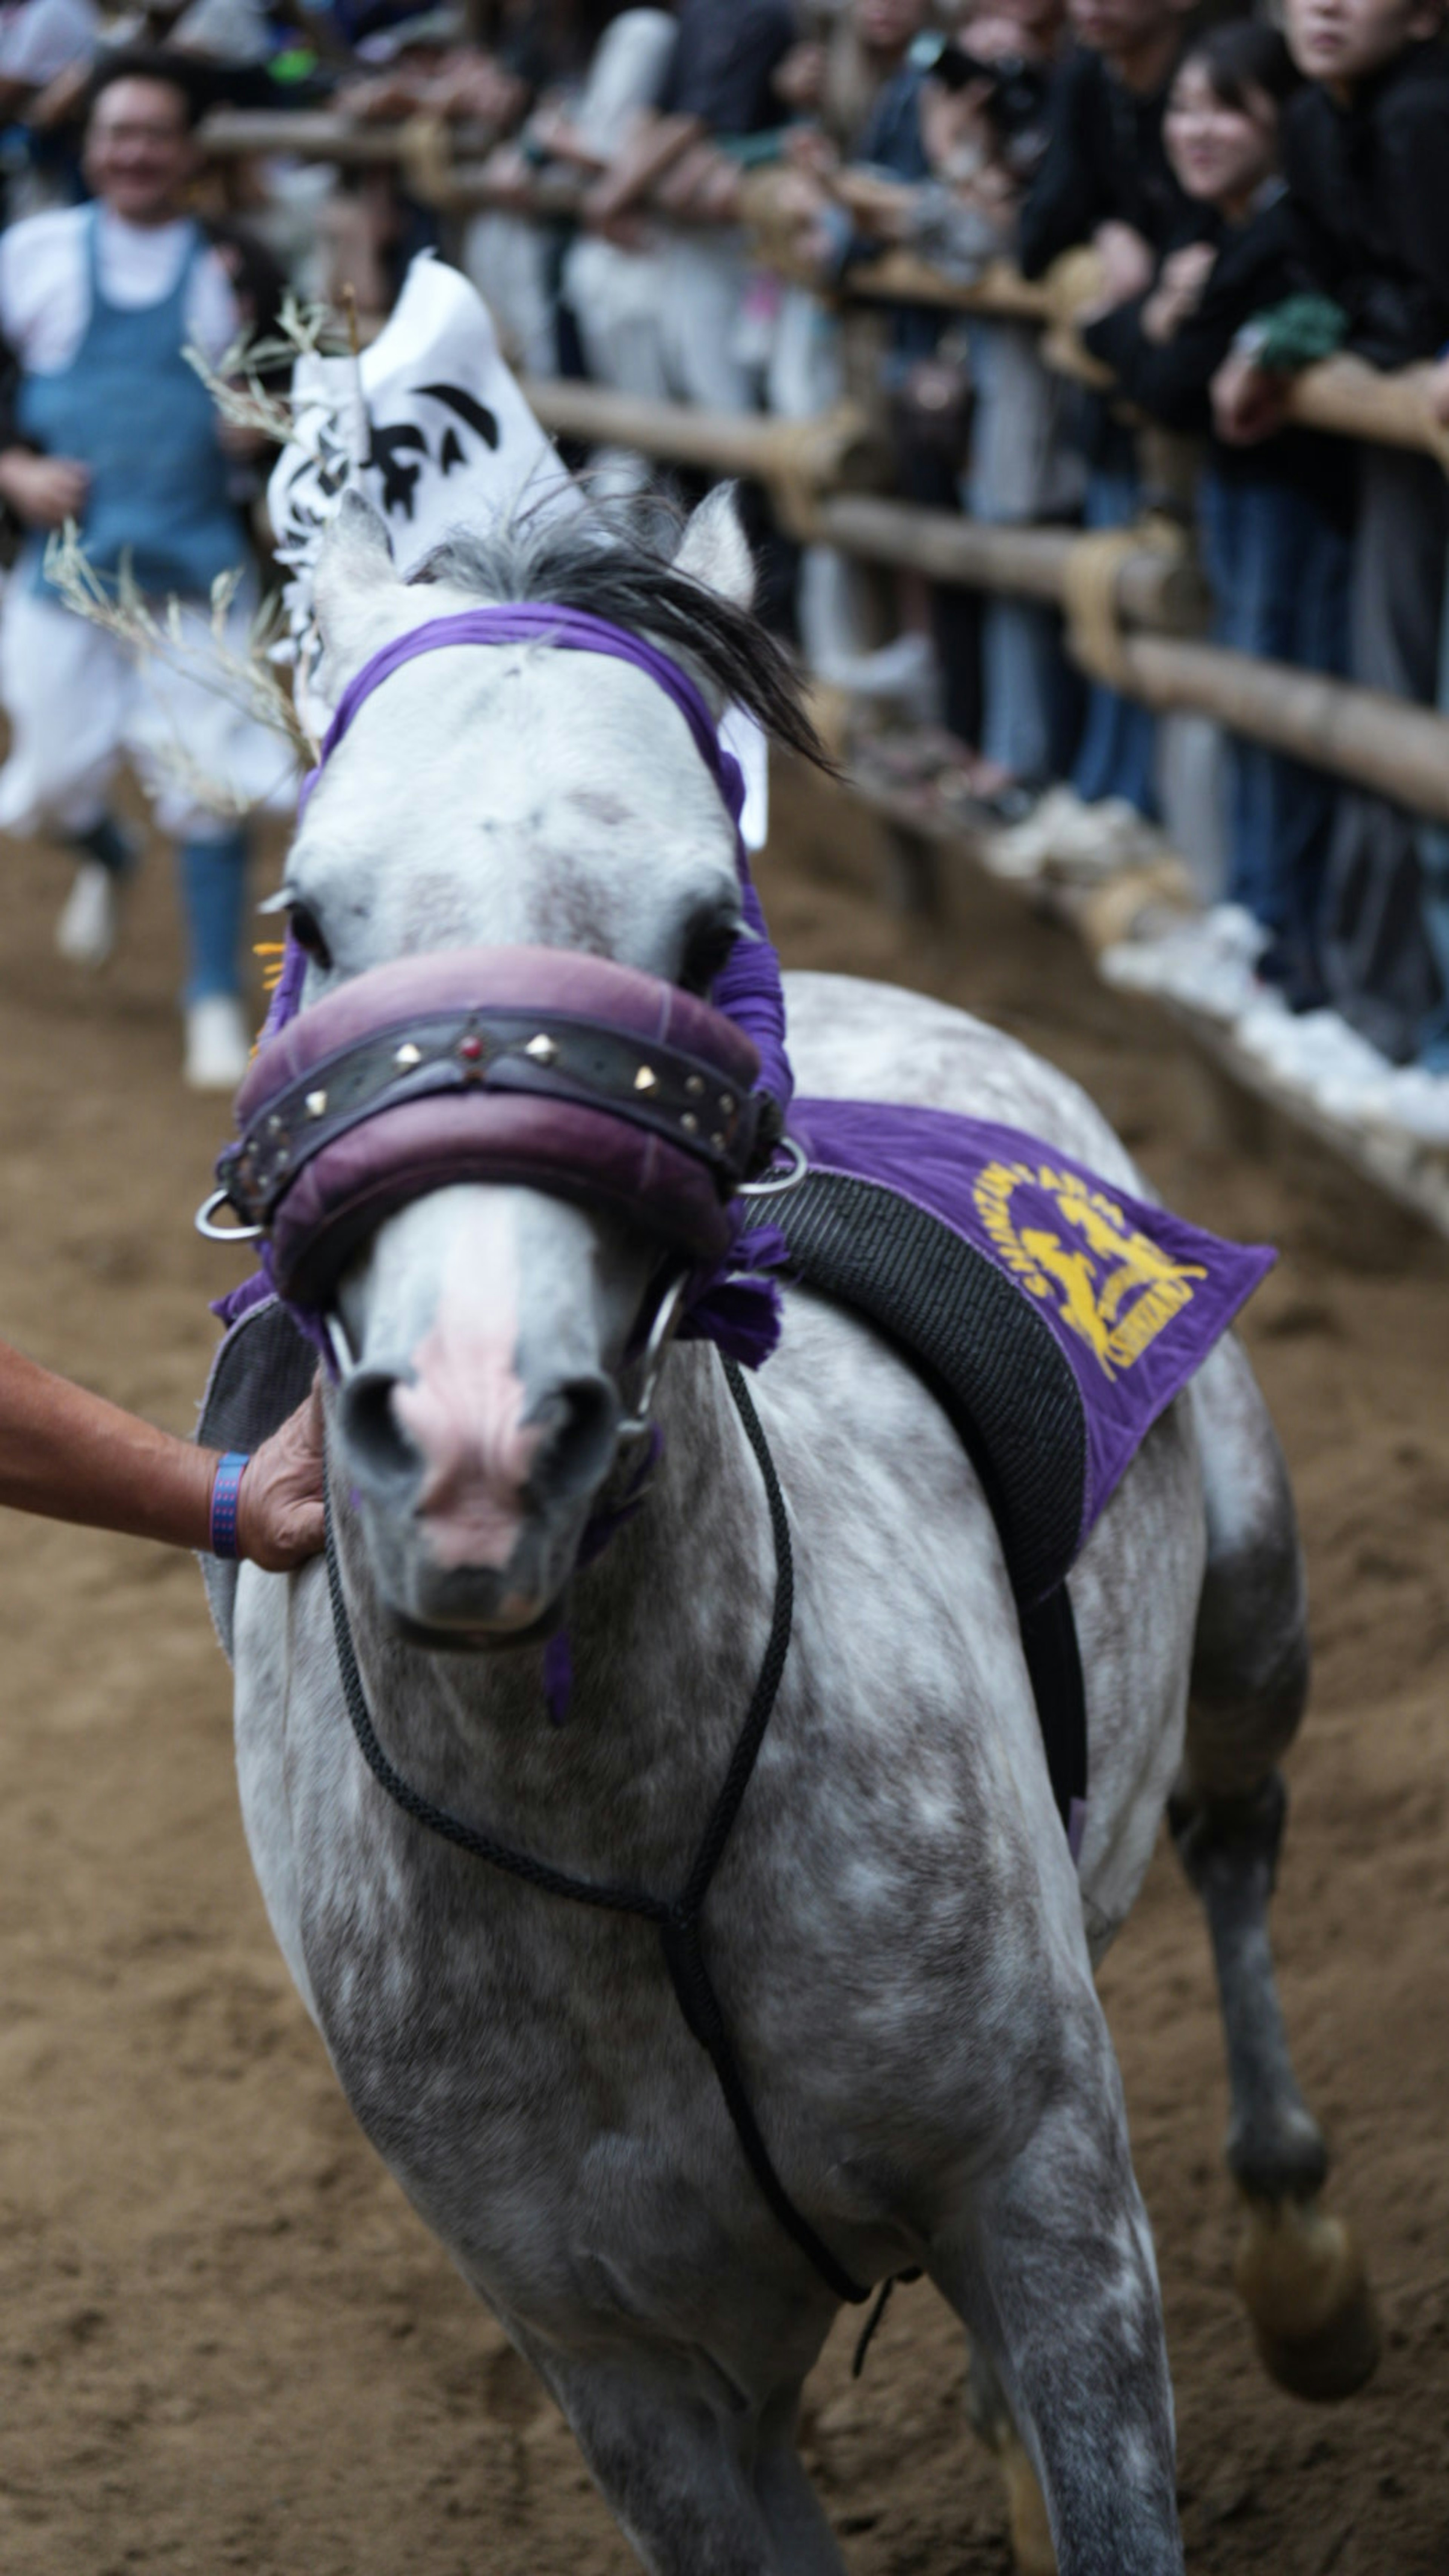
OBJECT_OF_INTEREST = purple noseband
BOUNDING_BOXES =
[220,946,763,1304]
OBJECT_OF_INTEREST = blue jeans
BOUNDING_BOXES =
[1072,470,1158,816]
[1199,468,1349,992]
[177,828,249,1005]
[981,596,1062,781]
[1418,564,1449,1066]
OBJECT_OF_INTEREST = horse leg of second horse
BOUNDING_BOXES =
[1177,1339,1378,2400]
[964,2338,1057,2576]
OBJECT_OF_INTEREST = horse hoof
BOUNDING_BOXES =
[1234,2194,1381,2401]
[1001,2431,1057,2576]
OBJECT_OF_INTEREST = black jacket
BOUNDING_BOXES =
[1018,45,1206,278]
[1081,194,1354,514]
[1281,39,1449,366]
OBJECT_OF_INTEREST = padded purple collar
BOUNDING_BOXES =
[300,606,747,827]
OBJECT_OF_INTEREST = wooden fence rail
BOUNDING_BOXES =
[195,109,1449,472]
[521,378,1449,820]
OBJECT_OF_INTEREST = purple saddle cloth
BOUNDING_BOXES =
[777,1101,1273,1607]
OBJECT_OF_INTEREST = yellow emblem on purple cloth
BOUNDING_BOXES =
[973,1159,1209,1382]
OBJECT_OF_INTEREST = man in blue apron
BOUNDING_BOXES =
[0,52,294,1089]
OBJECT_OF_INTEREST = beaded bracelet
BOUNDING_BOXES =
[209,1450,250,1559]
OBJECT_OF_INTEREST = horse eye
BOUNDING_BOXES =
[679,917,739,997]
[288,900,332,970]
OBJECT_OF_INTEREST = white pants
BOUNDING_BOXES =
[461,213,560,380]
[658,231,755,415]
[0,581,297,844]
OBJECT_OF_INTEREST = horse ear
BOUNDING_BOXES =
[312,491,406,689]
[672,485,754,614]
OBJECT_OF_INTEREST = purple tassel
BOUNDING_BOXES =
[712,865,794,1118]
[261,926,308,1041]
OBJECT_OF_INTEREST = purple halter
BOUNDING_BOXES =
[299,604,748,828]
[217,606,794,1367]
[268,606,792,1120]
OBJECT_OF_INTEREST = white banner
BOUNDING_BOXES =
[268,253,767,845]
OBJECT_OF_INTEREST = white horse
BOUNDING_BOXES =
[229,489,1375,2576]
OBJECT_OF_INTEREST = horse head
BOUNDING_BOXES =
[273,486,800,1644]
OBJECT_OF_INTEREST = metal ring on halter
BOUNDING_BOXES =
[325,1311,356,1378]
[616,1268,691,1443]
[737,1135,809,1200]
[195,1186,264,1244]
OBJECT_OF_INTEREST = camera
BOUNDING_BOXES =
[909,31,1051,143]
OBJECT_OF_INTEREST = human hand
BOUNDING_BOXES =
[773,40,825,113]
[966,13,1032,57]
[1211,349,1292,445]
[1424,350,1449,428]
[921,74,995,182]
[1093,221,1155,307]
[0,449,89,528]
[1142,240,1217,343]
[337,69,422,120]
[784,123,838,179]
[476,139,537,208]
[234,1379,326,1571]
[653,139,731,218]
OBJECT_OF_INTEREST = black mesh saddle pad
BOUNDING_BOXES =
[773,1171,1088,1839]
[772,1171,1089,1610]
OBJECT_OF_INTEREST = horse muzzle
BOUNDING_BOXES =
[333,1342,622,1639]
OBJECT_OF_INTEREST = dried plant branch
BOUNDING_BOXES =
[182,292,350,445]
[41,525,314,789]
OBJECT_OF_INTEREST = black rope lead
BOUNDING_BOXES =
[322,1356,870,2308]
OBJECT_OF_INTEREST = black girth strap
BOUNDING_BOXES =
[323,1359,871,2307]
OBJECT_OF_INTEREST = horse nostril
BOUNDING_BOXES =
[337,1369,423,1496]
[529,1375,620,1507]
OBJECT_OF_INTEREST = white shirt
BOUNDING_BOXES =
[170,0,273,64]
[0,0,97,86]
[0,204,240,377]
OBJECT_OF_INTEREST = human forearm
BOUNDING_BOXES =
[0,1343,217,1550]
[0,1344,325,1567]
[586,112,705,219]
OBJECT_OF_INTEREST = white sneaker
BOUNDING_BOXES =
[982,783,1088,879]
[1357,1064,1449,1147]
[56,861,121,967]
[1101,909,1263,1021]
[814,630,940,724]
[184,995,251,1093]
[986,790,1163,885]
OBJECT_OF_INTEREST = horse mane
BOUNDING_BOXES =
[409,498,832,775]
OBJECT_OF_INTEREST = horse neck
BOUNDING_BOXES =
[328,1344,776,1888]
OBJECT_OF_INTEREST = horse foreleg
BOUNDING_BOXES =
[1180,1338,1378,2400]
[535,2350,796,2576]
[752,2385,849,2575]
[933,2063,1184,2576]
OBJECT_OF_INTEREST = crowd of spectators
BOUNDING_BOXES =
[1,0,1448,1139]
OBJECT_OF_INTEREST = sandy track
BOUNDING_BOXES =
[0,775,1445,2576]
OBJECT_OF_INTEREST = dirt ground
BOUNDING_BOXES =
[0,769,1446,2576]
